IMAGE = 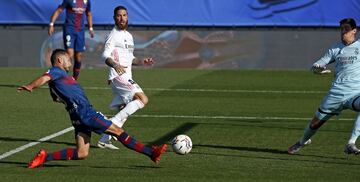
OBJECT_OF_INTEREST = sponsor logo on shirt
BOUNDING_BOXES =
[338,56,357,65]
[125,44,134,49]
[72,7,86,14]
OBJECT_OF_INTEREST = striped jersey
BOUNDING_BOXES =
[44,67,91,112]
[58,0,91,32]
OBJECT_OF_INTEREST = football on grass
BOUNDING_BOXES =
[171,134,192,155]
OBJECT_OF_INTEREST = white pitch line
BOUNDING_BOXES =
[142,88,327,94]
[0,114,353,160]
[0,127,74,160]
[41,86,327,94]
[114,114,354,121]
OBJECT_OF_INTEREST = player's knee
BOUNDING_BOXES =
[310,121,324,130]
[75,53,83,62]
[140,96,148,106]
[134,93,148,106]
[77,150,89,159]
[108,124,124,136]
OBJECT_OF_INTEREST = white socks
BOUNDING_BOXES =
[111,99,144,127]
[348,114,360,144]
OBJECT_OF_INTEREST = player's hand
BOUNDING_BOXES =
[113,64,127,75]
[48,26,54,36]
[17,85,33,92]
[311,64,331,74]
[89,29,94,38]
[143,58,155,66]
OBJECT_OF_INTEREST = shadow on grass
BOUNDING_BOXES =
[0,160,28,168]
[199,121,350,133]
[0,160,160,170]
[0,84,19,88]
[0,136,98,148]
[150,123,199,145]
[87,164,162,170]
[191,144,360,166]
[195,144,288,154]
[0,160,77,169]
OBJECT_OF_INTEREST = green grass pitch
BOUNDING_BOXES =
[1,68,360,181]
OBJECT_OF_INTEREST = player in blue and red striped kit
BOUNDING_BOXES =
[48,0,95,80]
[17,49,167,169]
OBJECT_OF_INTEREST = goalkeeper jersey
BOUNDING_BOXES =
[314,40,360,91]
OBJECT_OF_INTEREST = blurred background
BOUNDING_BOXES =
[0,0,359,69]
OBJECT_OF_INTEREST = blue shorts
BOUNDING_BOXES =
[69,108,112,137]
[63,26,86,52]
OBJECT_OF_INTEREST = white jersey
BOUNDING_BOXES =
[102,27,135,80]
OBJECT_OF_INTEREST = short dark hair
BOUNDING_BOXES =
[113,5,127,16]
[340,18,357,29]
[50,49,67,66]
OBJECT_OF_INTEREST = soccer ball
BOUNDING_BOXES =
[171,134,192,155]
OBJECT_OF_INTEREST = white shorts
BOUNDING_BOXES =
[109,74,143,110]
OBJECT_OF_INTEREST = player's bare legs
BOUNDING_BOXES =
[76,132,91,159]
[133,92,149,106]
[28,132,89,169]
[73,52,83,80]
[65,48,82,80]
[29,124,167,169]
[66,48,74,60]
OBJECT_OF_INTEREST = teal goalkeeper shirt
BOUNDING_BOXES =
[314,40,360,95]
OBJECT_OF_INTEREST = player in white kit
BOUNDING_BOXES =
[288,18,360,155]
[97,5,154,149]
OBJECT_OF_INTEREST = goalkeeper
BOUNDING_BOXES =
[288,18,360,155]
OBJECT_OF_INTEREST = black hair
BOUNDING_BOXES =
[340,18,357,29]
[50,49,67,66]
[113,5,127,17]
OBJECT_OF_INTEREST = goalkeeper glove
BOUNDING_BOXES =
[311,64,331,74]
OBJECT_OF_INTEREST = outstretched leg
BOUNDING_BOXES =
[105,124,167,163]
[28,132,90,169]
[288,116,326,154]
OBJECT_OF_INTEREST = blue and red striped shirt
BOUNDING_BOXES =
[59,0,91,32]
[44,67,91,112]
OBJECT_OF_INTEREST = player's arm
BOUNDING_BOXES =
[311,48,334,75]
[17,75,51,93]
[48,6,64,36]
[132,57,155,66]
[86,10,94,38]
[105,58,127,75]
[103,34,126,75]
